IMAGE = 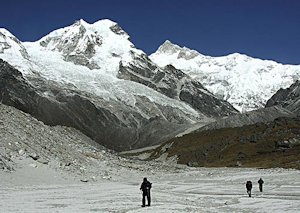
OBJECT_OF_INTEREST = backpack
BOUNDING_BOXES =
[246,181,252,189]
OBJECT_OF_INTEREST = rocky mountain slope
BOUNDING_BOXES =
[118,58,237,117]
[150,40,300,112]
[0,103,180,182]
[196,106,295,132]
[0,19,238,151]
[266,80,300,115]
[0,103,111,174]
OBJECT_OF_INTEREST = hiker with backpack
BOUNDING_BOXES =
[258,178,264,192]
[246,181,252,197]
[140,177,152,207]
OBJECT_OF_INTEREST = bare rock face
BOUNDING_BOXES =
[118,55,238,118]
[266,80,300,116]
[110,24,128,36]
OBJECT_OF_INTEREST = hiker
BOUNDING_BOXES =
[258,178,264,192]
[246,181,252,197]
[140,177,152,207]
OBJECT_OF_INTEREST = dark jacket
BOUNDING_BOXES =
[246,181,252,190]
[258,178,264,185]
[140,180,152,192]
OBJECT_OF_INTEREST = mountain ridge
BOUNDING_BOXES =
[266,80,300,116]
[150,40,300,112]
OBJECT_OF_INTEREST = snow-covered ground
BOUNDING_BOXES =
[1,161,299,212]
[0,104,299,212]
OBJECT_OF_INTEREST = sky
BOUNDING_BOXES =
[1,0,300,64]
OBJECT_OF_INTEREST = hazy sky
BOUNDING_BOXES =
[1,0,300,64]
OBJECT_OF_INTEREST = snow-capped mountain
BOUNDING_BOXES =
[0,19,237,151]
[0,28,32,74]
[32,19,141,71]
[150,40,300,112]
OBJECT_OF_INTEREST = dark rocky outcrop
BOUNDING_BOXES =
[266,80,300,115]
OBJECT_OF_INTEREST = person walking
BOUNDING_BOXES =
[258,178,264,192]
[140,177,152,207]
[246,181,253,197]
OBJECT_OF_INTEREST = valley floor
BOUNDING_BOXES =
[1,159,299,213]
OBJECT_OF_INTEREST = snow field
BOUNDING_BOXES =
[1,164,299,212]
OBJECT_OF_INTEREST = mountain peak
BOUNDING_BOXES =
[156,40,181,54]
[92,19,117,27]
[71,19,124,36]
[74,18,88,24]
[23,18,142,71]
[38,18,127,45]
[0,28,29,61]
[0,28,14,37]
[162,39,175,47]
[152,40,201,61]
[71,19,117,29]
[36,18,131,52]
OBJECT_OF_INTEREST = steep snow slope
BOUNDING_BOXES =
[150,40,300,112]
[0,28,32,74]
